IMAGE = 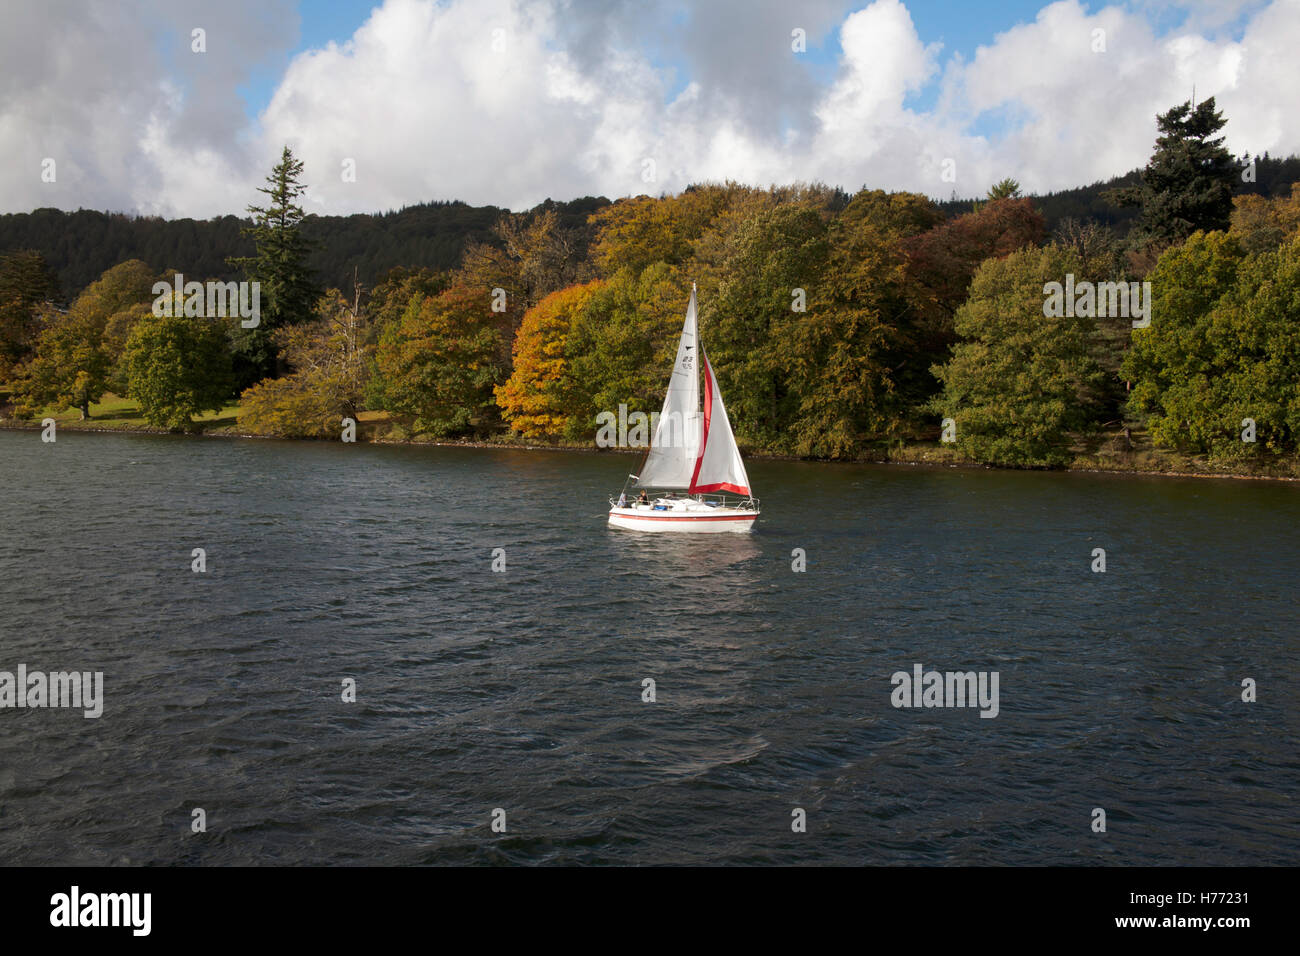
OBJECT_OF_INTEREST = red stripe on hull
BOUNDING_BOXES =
[608,511,755,522]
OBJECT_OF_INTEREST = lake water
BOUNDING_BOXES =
[1,428,1297,865]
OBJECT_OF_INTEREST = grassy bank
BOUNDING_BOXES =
[2,391,1297,481]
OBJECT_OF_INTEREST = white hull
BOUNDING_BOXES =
[608,502,758,533]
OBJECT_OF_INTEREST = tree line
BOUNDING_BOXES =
[0,199,607,300]
[3,97,1299,469]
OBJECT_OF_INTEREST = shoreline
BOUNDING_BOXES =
[3,419,1297,484]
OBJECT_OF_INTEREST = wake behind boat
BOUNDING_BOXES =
[608,284,759,533]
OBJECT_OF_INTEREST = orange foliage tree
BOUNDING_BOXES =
[495,280,604,438]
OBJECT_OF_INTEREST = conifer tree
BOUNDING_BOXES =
[1116,97,1237,243]
[228,146,320,386]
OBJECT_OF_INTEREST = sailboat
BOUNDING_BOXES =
[607,284,760,533]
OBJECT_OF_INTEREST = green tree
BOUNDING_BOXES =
[787,202,916,457]
[0,250,60,380]
[565,263,686,441]
[1124,231,1300,458]
[9,260,159,418]
[372,283,503,436]
[709,201,831,452]
[987,178,1023,200]
[931,245,1108,466]
[10,304,110,420]
[1114,98,1237,244]
[228,146,320,387]
[123,307,234,430]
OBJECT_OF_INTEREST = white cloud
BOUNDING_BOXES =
[0,0,297,217]
[2,0,1299,217]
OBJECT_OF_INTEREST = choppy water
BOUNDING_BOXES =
[0,428,1296,865]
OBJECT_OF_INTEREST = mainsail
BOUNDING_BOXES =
[633,287,702,489]
[688,348,751,496]
[633,285,752,498]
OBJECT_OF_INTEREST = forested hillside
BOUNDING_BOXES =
[5,155,1298,303]
[940,153,1299,231]
[0,197,608,298]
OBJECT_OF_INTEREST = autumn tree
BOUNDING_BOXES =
[1230,183,1300,254]
[565,263,687,439]
[367,267,450,344]
[494,207,589,304]
[10,259,159,419]
[495,281,603,438]
[239,286,371,438]
[902,196,1046,350]
[588,185,739,278]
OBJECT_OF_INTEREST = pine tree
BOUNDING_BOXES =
[1116,97,1237,244]
[987,178,1022,200]
[0,250,60,379]
[228,146,320,387]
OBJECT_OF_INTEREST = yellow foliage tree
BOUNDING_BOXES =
[495,281,603,437]
[588,184,743,278]
[1230,183,1300,253]
[238,287,370,438]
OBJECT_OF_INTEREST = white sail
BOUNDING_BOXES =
[689,348,751,496]
[634,287,702,489]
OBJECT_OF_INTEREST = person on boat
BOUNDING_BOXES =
[617,492,627,507]
[637,490,649,505]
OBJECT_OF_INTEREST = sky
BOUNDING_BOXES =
[1,0,1294,218]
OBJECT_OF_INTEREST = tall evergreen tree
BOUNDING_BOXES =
[0,249,60,379]
[1116,97,1237,244]
[228,146,320,387]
